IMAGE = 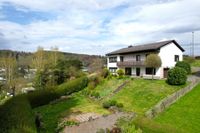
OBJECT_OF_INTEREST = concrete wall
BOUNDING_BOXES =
[145,79,200,118]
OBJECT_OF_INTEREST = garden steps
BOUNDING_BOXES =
[63,112,134,133]
[75,113,101,123]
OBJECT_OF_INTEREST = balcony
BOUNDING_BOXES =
[117,61,145,67]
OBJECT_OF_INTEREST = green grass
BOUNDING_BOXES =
[154,84,200,133]
[34,93,109,133]
[191,59,200,67]
[95,78,127,97]
[107,79,187,114]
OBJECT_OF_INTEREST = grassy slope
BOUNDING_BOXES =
[191,59,200,67]
[108,79,187,114]
[34,93,109,133]
[154,84,200,133]
[95,78,127,97]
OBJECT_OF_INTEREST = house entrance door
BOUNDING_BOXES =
[136,68,140,76]
[163,68,169,78]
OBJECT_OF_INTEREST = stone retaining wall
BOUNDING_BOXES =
[145,79,200,118]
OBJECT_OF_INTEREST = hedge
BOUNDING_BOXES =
[56,76,88,96]
[27,76,88,108]
[27,89,59,108]
[0,95,37,133]
[0,76,88,132]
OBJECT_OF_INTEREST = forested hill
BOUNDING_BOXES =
[0,50,106,69]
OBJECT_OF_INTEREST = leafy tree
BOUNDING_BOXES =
[145,54,162,79]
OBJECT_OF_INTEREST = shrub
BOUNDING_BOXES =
[101,68,110,78]
[117,69,125,78]
[56,76,88,96]
[116,117,142,133]
[88,81,96,90]
[175,61,191,74]
[116,103,124,108]
[102,100,117,109]
[167,67,187,85]
[90,91,100,99]
[0,95,37,133]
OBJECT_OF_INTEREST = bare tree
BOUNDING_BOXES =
[0,57,17,95]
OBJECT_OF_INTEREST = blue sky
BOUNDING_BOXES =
[0,0,200,55]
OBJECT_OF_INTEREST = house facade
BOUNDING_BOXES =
[106,40,184,79]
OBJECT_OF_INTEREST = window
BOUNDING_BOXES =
[109,67,117,73]
[120,56,124,62]
[175,55,179,62]
[109,57,117,63]
[146,67,156,75]
[136,55,140,61]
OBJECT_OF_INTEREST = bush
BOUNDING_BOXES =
[56,76,88,96]
[175,61,191,74]
[167,67,187,85]
[116,103,124,108]
[117,69,124,78]
[90,91,100,99]
[88,81,96,90]
[0,95,37,133]
[101,68,110,78]
[102,100,118,109]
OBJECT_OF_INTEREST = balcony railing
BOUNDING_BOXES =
[117,61,145,67]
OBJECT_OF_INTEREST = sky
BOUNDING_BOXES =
[0,0,200,55]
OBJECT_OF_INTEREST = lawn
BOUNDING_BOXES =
[154,84,200,133]
[95,78,128,97]
[106,79,188,114]
[191,59,200,67]
[34,93,109,133]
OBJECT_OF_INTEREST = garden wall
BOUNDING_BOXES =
[145,78,200,118]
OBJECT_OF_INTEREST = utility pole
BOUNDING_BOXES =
[192,31,194,57]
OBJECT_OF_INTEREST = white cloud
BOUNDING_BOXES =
[0,0,200,55]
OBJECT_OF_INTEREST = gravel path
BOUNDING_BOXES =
[62,112,134,133]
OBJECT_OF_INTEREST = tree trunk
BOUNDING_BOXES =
[152,68,154,80]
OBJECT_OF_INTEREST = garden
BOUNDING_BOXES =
[0,60,196,133]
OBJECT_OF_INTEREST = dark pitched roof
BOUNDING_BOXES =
[106,40,184,56]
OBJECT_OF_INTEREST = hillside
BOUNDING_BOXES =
[0,50,106,70]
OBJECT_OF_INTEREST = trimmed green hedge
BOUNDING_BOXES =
[0,95,37,133]
[0,77,88,132]
[167,67,187,85]
[56,76,88,96]
[27,76,88,108]
[27,89,59,108]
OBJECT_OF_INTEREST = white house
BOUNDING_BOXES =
[106,40,184,79]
